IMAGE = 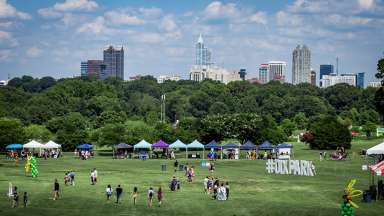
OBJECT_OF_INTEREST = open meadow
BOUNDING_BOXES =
[1,139,384,216]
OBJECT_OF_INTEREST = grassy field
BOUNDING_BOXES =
[1,139,384,216]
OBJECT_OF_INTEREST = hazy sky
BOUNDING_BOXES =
[0,0,383,84]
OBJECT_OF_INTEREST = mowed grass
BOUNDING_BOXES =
[0,139,384,216]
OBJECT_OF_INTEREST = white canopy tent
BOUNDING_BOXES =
[23,140,44,149]
[169,139,187,158]
[187,140,205,159]
[44,140,61,149]
[367,142,384,155]
[134,140,152,149]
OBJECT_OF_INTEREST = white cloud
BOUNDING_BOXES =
[139,7,162,18]
[0,30,17,46]
[26,46,42,58]
[105,11,145,25]
[204,1,239,19]
[276,11,303,26]
[38,8,62,18]
[135,32,164,44]
[53,0,98,12]
[0,21,12,28]
[249,12,267,25]
[358,0,376,10]
[160,15,177,31]
[0,49,11,61]
[0,0,31,19]
[77,16,116,35]
[324,14,372,26]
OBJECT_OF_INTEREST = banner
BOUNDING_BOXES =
[266,159,316,176]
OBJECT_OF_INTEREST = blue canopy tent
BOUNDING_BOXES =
[113,143,133,159]
[134,140,152,159]
[6,144,23,150]
[77,144,93,149]
[205,140,221,149]
[241,140,257,150]
[222,143,240,149]
[187,140,205,159]
[258,141,275,150]
[169,140,187,158]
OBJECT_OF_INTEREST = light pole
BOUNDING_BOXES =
[161,94,166,123]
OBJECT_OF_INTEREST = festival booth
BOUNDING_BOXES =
[76,144,94,160]
[5,144,23,159]
[152,140,169,159]
[366,143,384,186]
[258,141,275,159]
[43,141,62,158]
[205,140,221,160]
[134,140,152,160]
[113,143,132,159]
[240,140,257,160]
[276,143,293,159]
[369,161,384,176]
[187,140,205,159]
[169,140,187,159]
[222,143,240,159]
[23,140,44,156]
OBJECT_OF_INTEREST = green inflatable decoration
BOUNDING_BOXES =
[31,156,38,177]
[341,203,354,216]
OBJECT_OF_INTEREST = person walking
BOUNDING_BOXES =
[203,176,209,194]
[148,187,154,208]
[93,168,98,184]
[173,160,179,172]
[217,183,227,201]
[132,187,138,206]
[90,169,95,185]
[157,187,163,207]
[53,179,60,200]
[225,182,230,200]
[23,192,28,207]
[12,186,18,208]
[115,185,123,204]
[106,185,113,201]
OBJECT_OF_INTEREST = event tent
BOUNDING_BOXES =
[6,144,23,150]
[367,142,384,155]
[152,140,169,149]
[187,140,205,159]
[277,143,293,159]
[169,140,187,148]
[240,140,256,150]
[134,140,152,149]
[205,140,221,149]
[369,161,384,176]
[77,144,93,149]
[258,141,275,150]
[23,140,44,149]
[114,143,132,149]
[44,140,61,149]
[222,143,240,149]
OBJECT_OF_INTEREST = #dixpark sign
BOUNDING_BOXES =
[266,159,316,176]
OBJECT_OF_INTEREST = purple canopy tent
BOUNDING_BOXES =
[152,140,169,148]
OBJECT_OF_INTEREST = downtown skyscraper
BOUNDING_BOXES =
[292,45,311,85]
[103,45,124,80]
[195,34,212,67]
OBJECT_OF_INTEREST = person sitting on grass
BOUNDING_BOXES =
[106,185,113,201]
[148,187,154,208]
[157,186,163,207]
[132,187,138,206]
[116,185,123,204]
[23,192,28,207]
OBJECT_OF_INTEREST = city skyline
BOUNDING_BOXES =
[0,0,383,83]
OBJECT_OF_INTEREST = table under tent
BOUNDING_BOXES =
[23,140,44,157]
[76,144,94,160]
[205,140,221,160]
[258,141,275,159]
[276,143,294,159]
[365,142,384,201]
[152,140,169,159]
[113,143,132,159]
[240,140,257,160]
[43,140,62,158]
[187,140,205,159]
[134,140,152,159]
[222,143,240,159]
[5,144,23,159]
[169,139,187,159]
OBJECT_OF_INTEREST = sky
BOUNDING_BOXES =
[0,0,383,84]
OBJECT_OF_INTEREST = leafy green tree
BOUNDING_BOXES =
[279,119,297,137]
[0,118,26,150]
[362,122,376,137]
[293,112,308,130]
[96,111,127,128]
[306,115,352,149]
[374,58,384,84]
[97,123,126,146]
[125,120,156,144]
[209,101,229,114]
[24,124,52,142]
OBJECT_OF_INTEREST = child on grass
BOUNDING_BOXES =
[132,187,138,206]
[157,187,163,207]
[148,187,154,208]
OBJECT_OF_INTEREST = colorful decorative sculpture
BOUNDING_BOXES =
[341,179,363,216]
[30,156,38,177]
[25,155,31,174]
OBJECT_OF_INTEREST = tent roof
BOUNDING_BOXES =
[77,144,93,149]
[277,143,293,148]
[114,143,132,149]
[259,141,275,149]
[169,140,187,148]
[152,140,169,148]
[205,140,221,149]
[367,142,384,155]
[44,140,61,148]
[369,161,384,171]
[134,140,152,149]
[187,140,204,149]
[241,141,257,149]
[6,144,23,149]
[24,140,44,148]
[222,143,240,149]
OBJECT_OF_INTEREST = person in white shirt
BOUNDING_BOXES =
[93,168,98,184]
[106,185,113,200]
[203,176,209,194]
[217,183,227,201]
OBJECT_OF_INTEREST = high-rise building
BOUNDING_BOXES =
[190,65,242,84]
[268,61,286,83]
[259,64,269,84]
[292,45,311,85]
[157,75,181,84]
[239,69,247,80]
[356,72,365,88]
[368,81,381,88]
[87,60,105,79]
[321,74,356,88]
[311,70,316,86]
[319,64,334,87]
[103,45,124,80]
[81,61,88,77]
[195,34,212,67]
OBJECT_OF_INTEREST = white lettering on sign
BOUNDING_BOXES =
[265,159,316,176]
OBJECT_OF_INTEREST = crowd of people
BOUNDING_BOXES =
[6,150,61,161]
[74,149,93,160]
[203,177,230,201]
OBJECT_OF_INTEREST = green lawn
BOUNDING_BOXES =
[0,139,384,216]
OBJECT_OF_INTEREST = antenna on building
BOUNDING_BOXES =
[7,73,10,80]
[336,57,339,75]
